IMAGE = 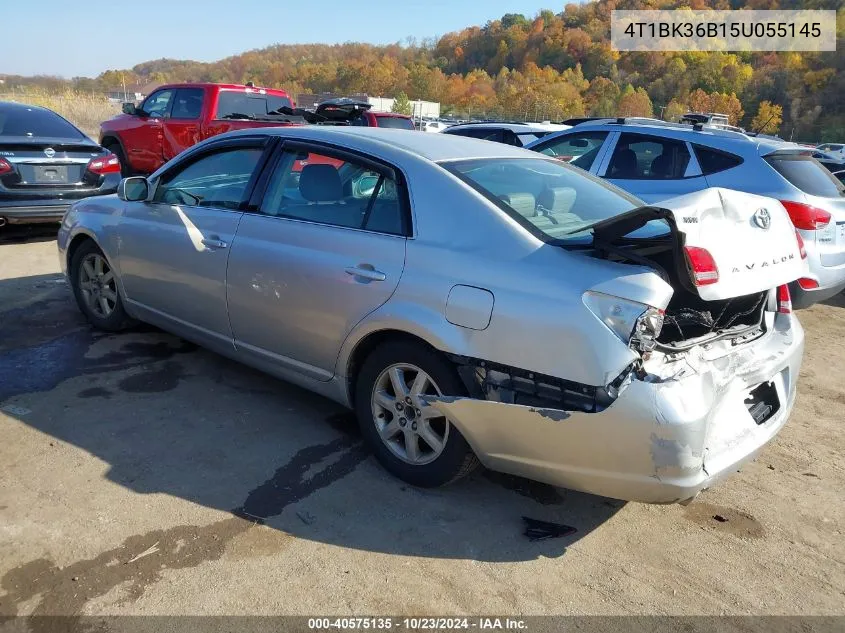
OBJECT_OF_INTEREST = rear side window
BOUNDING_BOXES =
[170,88,204,120]
[154,147,264,209]
[608,133,691,180]
[375,116,414,130]
[216,91,293,119]
[533,131,608,171]
[260,148,406,235]
[693,145,743,175]
[0,105,84,139]
[765,155,845,198]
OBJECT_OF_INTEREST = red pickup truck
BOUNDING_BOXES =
[99,83,297,175]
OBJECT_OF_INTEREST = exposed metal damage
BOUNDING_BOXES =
[428,311,802,503]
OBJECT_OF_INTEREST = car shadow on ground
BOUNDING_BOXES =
[820,292,845,309]
[0,271,623,565]
[0,224,59,244]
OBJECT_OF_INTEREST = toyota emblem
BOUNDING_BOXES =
[752,208,771,230]
[44,147,56,158]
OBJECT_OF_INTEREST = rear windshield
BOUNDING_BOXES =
[375,115,414,130]
[444,157,658,243]
[0,105,84,139]
[216,91,293,118]
[765,155,845,198]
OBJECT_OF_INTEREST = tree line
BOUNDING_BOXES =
[3,0,843,140]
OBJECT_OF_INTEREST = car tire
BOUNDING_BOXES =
[69,240,134,332]
[104,141,131,177]
[355,341,479,487]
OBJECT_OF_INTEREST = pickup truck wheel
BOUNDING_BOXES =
[103,142,130,177]
[355,342,479,487]
[70,240,134,331]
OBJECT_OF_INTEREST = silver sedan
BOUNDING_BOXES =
[58,127,805,503]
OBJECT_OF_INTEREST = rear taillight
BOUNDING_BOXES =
[684,246,719,286]
[780,200,831,230]
[798,278,819,290]
[0,157,12,175]
[795,230,807,259]
[777,284,792,314]
[87,153,121,175]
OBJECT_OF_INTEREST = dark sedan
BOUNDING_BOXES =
[0,101,121,227]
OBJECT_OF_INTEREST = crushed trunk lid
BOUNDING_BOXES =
[591,188,807,301]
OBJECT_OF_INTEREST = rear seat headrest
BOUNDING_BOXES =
[300,164,343,202]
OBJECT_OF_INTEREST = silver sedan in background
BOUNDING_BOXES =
[58,128,805,503]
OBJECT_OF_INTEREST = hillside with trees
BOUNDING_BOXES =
[3,0,844,140]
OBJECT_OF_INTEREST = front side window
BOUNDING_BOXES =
[260,149,405,235]
[444,157,654,244]
[170,88,204,120]
[608,133,691,180]
[142,90,174,118]
[533,131,608,171]
[153,147,264,209]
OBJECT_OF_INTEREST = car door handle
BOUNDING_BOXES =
[201,237,228,249]
[345,266,386,282]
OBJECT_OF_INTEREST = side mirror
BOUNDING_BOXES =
[122,102,139,115]
[571,138,589,148]
[118,177,149,202]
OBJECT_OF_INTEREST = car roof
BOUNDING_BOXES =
[446,122,549,133]
[536,120,791,157]
[0,100,55,113]
[220,126,534,162]
[158,83,290,95]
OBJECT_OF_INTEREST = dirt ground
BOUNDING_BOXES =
[0,228,844,619]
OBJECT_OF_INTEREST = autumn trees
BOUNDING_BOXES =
[7,0,842,140]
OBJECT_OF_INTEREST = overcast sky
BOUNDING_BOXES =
[2,0,561,78]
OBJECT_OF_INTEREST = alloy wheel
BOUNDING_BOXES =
[370,363,451,465]
[78,253,118,318]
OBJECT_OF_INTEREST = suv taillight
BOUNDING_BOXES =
[87,153,121,175]
[780,200,831,230]
[684,246,719,286]
[0,157,13,175]
[777,285,792,314]
[795,230,807,259]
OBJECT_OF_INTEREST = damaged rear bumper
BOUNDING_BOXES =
[426,313,804,504]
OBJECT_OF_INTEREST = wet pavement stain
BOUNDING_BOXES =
[118,361,186,393]
[683,502,765,539]
[0,438,367,628]
[77,387,112,399]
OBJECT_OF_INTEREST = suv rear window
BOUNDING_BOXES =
[0,105,84,139]
[693,145,743,174]
[765,154,845,198]
[375,116,414,130]
[216,91,293,119]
